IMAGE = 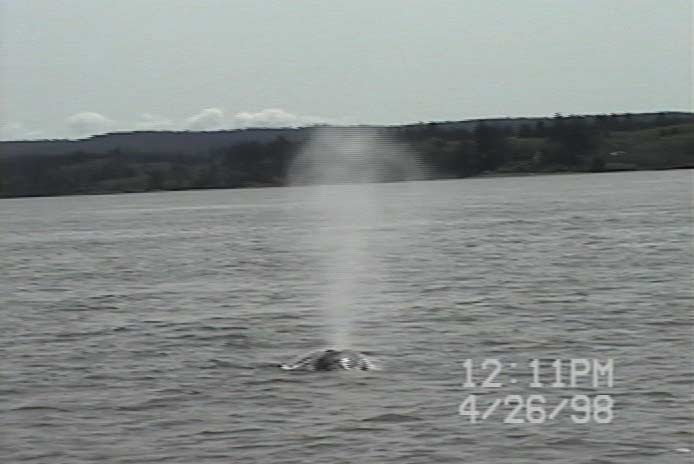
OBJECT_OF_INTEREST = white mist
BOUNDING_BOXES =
[287,127,426,348]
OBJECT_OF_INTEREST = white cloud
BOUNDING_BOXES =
[4,108,340,140]
[0,122,44,141]
[184,107,336,131]
[66,111,114,138]
[185,107,225,130]
[231,108,330,128]
[134,113,175,131]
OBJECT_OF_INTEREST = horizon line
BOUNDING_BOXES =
[2,109,692,143]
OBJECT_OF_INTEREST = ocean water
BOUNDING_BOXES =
[1,170,692,463]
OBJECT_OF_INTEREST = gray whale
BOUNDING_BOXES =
[280,348,376,371]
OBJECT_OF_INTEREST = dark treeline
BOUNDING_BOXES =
[1,112,693,198]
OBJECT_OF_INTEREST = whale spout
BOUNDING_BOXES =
[280,348,376,371]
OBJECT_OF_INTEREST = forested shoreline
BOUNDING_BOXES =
[1,112,693,198]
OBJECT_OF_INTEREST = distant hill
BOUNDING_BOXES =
[416,111,694,133]
[2,111,691,159]
[0,128,307,159]
[1,111,692,198]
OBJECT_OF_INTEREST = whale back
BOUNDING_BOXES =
[280,348,375,371]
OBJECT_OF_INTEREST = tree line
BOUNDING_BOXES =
[1,112,692,198]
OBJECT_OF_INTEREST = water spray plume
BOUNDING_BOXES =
[286,127,429,348]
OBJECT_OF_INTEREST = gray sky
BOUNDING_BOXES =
[1,0,691,140]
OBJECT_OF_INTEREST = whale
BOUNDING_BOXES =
[280,348,376,371]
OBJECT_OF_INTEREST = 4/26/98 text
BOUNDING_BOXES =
[459,394,614,424]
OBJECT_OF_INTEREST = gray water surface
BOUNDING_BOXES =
[1,170,692,463]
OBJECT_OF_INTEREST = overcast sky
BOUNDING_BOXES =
[0,0,691,140]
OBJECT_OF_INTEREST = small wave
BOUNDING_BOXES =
[362,413,421,423]
[196,429,232,436]
[12,405,70,412]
